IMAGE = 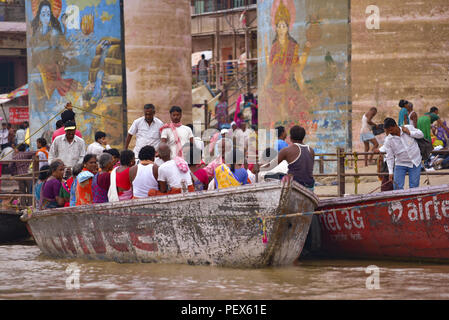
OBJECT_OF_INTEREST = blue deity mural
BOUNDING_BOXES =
[26,0,124,147]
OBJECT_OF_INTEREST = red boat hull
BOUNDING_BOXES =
[315,185,449,261]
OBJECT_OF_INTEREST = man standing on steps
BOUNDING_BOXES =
[125,104,163,157]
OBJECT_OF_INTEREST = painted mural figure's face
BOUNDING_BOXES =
[40,5,51,28]
[276,21,288,40]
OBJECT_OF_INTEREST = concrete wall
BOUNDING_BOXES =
[351,0,449,151]
[124,0,192,126]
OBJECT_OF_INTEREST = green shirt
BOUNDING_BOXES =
[59,183,70,199]
[425,112,439,124]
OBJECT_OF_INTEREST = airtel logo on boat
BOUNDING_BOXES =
[388,196,449,223]
[319,208,365,232]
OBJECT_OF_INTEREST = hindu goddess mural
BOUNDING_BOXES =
[260,0,322,128]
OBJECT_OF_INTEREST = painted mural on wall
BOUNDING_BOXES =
[258,0,351,162]
[26,0,124,147]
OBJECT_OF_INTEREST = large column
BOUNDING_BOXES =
[257,0,352,171]
[123,0,192,127]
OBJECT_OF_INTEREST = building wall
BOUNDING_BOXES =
[193,35,247,59]
[124,0,192,126]
[351,0,449,152]
[0,0,25,22]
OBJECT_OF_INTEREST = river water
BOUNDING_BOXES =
[1,243,449,300]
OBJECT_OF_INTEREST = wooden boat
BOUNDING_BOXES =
[308,184,449,262]
[21,179,318,268]
[0,209,32,244]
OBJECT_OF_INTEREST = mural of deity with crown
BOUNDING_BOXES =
[258,0,352,166]
[259,0,322,127]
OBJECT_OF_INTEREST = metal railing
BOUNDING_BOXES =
[0,157,46,211]
[192,0,256,15]
[193,58,258,91]
[313,148,449,198]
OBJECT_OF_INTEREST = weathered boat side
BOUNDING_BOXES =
[24,181,318,267]
[311,184,449,261]
[0,210,31,244]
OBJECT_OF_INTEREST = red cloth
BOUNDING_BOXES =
[97,171,111,191]
[193,168,209,186]
[234,94,243,123]
[159,121,182,133]
[52,127,83,143]
[116,167,131,191]
[66,176,74,189]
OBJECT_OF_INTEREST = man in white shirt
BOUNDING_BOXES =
[158,158,193,193]
[48,121,86,173]
[87,131,111,157]
[233,122,254,149]
[125,104,163,157]
[186,124,204,155]
[379,118,424,190]
[160,106,194,159]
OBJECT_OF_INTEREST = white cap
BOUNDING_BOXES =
[221,129,229,135]
[230,121,236,127]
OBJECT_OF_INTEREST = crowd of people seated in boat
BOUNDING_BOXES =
[12,102,314,210]
[35,141,266,210]
[30,103,268,209]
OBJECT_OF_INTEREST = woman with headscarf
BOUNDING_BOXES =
[75,154,98,206]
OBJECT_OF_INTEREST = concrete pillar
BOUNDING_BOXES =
[124,0,192,126]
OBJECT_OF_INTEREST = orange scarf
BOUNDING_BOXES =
[36,147,49,159]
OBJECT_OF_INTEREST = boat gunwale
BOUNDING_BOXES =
[24,180,319,221]
[318,183,449,209]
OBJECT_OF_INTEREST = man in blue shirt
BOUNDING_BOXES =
[276,126,289,151]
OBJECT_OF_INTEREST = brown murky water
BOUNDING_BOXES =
[1,244,449,300]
